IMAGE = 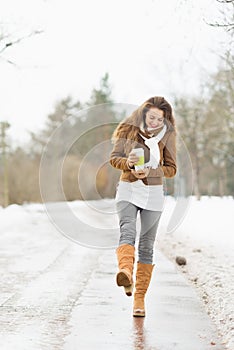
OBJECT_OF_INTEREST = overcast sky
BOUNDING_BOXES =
[0,0,228,144]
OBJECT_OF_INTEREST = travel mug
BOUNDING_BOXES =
[132,148,144,170]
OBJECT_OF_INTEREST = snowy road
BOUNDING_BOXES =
[0,204,101,349]
[0,201,226,350]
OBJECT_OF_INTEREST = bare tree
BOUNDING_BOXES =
[0,26,43,65]
[207,0,234,33]
[0,122,10,207]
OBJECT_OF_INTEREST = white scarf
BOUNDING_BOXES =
[140,125,167,169]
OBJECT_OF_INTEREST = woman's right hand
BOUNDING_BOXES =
[127,151,139,168]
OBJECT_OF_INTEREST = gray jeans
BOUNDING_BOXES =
[116,201,162,264]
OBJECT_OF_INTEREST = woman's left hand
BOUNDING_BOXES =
[131,167,150,179]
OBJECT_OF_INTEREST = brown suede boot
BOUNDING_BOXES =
[133,262,154,317]
[116,244,135,296]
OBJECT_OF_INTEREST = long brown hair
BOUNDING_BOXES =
[112,97,175,152]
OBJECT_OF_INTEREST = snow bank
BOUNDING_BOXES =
[158,196,234,350]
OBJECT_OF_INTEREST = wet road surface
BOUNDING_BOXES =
[0,204,225,350]
[64,250,224,350]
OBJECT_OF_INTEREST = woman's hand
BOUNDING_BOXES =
[127,151,140,168]
[131,167,150,179]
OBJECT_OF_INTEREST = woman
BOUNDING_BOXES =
[110,96,177,317]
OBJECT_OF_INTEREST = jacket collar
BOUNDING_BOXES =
[139,122,165,138]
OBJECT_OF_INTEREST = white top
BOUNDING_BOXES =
[115,180,165,211]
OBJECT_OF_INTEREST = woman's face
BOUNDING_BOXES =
[145,107,164,130]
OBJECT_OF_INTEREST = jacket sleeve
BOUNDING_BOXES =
[148,131,177,178]
[109,138,132,171]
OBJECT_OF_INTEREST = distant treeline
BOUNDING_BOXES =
[0,57,234,206]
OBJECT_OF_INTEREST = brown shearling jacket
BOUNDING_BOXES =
[110,128,177,185]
